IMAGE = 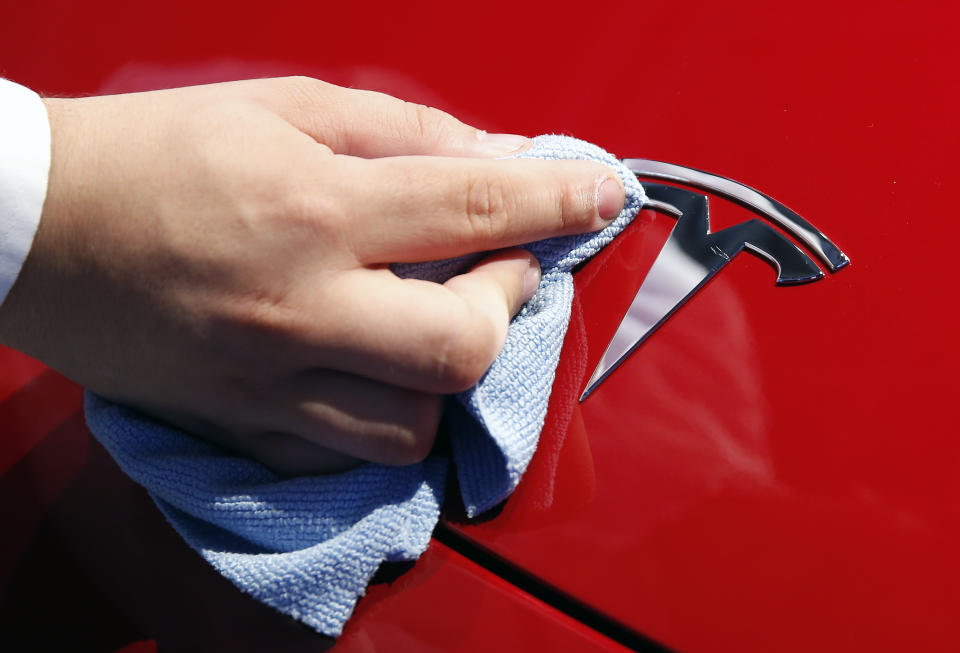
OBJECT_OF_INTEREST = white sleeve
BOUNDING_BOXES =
[0,78,50,307]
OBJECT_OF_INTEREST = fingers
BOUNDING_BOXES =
[442,248,542,359]
[315,251,541,393]
[188,425,367,476]
[263,370,443,467]
[263,252,535,469]
[240,432,365,476]
[335,155,626,264]
[153,370,443,472]
[252,76,531,158]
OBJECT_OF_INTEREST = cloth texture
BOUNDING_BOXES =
[0,78,50,307]
[85,134,645,636]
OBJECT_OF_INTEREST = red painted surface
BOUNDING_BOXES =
[337,540,631,653]
[0,353,628,652]
[1,0,958,651]
[0,347,46,404]
[440,2,960,650]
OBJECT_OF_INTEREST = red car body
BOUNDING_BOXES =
[1,1,957,651]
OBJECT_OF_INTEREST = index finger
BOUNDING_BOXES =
[335,155,626,264]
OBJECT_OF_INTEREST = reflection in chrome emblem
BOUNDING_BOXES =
[579,160,850,401]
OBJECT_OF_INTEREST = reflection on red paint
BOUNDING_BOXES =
[0,0,959,650]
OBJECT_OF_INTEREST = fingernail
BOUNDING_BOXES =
[596,177,625,220]
[476,131,532,157]
[522,258,542,303]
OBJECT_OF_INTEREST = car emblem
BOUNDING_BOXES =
[580,160,850,401]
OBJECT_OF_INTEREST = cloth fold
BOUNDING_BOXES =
[85,135,645,636]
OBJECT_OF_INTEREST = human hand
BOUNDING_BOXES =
[0,77,625,473]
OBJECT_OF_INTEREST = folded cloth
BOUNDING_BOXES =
[85,135,645,636]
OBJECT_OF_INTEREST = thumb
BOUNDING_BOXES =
[258,76,532,158]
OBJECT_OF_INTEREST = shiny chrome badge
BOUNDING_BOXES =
[580,160,850,401]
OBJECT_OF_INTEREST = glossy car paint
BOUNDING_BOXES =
[0,355,630,652]
[1,0,958,651]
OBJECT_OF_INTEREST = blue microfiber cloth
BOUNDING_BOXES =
[84,135,645,636]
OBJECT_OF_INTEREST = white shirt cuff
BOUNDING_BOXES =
[0,78,50,306]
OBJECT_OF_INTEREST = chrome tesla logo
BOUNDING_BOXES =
[580,160,850,401]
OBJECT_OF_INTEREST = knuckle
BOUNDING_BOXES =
[385,438,432,466]
[387,426,438,466]
[276,76,339,128]
[214,293,300,357]
[279,188,344,236]
[277,75,322,107]
[463,175,510,242]
[257,180,352,255]
[401,101,450,142]
[372,395,442,466]
[282,74,315,88]
[281,75,326,97]
[555,177,594,231]
[432,310,497,392]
